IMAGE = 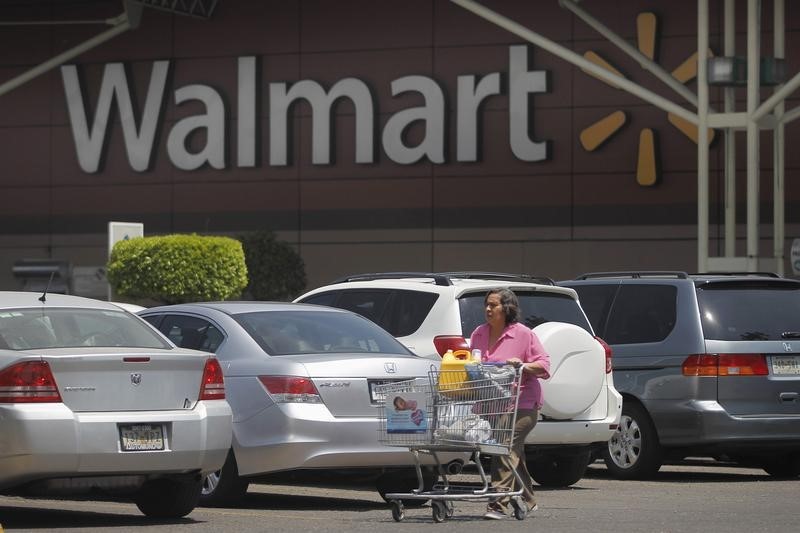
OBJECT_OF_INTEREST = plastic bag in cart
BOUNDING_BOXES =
[434,413,493,443]
[467,363,516,387]
[436,402,473,427]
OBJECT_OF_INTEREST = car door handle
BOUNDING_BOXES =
[779,392,798,402]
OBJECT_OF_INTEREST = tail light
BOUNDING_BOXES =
[199,357,226,400]
[682,354,768,376]
[433,336,470,357]
[259,376,321,403]
[595,336,613,373]
[0,361,62,403]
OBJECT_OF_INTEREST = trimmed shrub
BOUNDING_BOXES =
[239,230,306,301]
[107,234,248,304]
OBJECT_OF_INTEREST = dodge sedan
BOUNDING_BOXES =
[0,291,232,518]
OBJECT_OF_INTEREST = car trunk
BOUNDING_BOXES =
[698,281,800,417]
[706,340,800,416]
[300,353,436,417]
[39,347,208,412]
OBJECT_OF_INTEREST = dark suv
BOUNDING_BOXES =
[560,271,800,479]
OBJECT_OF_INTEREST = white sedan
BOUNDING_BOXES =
[0,291,232,518]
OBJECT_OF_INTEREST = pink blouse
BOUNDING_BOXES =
[469,322,551,410]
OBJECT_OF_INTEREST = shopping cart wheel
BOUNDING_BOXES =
[391,501,405,522]
[511,497,527,521]
[431,500,447,523]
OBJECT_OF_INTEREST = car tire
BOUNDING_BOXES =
[602,401,662,480]
[761,454,800,478]
[200,449,250,507]
[528,450,592,487]
[376,468,436,507]
[135,476,202,518]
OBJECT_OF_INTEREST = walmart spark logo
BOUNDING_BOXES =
[578,12,715,186]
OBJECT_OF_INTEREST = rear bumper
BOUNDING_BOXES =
[528,384,622,446]
[233,403,467,476]
[0,400,232,491]
[650,399,800,451]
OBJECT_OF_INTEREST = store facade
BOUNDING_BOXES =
[1,0,799,296]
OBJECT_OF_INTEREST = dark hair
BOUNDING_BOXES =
[485,288,520,325]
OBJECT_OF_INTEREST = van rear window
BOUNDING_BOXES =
[697,282,800,341]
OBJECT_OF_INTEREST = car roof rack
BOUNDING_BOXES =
[439,271,555,286]
[574,271,690,280]
[331,271,556,287]
[332,272,454,286]
[690,271,781,278]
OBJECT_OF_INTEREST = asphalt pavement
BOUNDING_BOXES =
[1,461,797,532]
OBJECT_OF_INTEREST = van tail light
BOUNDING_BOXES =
[433,336,470,357]
[595,336,613,373]
[682,354,768,376]
[259,376,322,403]
[0,361,62,403]
[199,357,226,400]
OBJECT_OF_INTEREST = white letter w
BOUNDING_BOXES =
[61,61,169,173]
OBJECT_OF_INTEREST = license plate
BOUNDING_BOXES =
[119,424,165,451]
[369,380,401,403]
[772,356,800,375]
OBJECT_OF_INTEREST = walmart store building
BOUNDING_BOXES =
[1,0,799,297]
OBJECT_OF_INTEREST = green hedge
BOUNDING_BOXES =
[239,230,306,301]
[107,234,248,304]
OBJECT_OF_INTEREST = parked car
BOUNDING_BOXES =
[294,272,623,487]
[138,302,461,506]
[559,271,800,479]
[111,301,147,313]
[0,291,232,518]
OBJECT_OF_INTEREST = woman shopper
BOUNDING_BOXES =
[469,288,550,520]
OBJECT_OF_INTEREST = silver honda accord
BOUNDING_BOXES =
[139,301,451,506]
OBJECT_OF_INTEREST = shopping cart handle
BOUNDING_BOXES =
[479,361,514,367]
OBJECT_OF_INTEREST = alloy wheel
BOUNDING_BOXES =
[607,413,642,469]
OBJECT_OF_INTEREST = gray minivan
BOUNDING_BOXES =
[560,272,800,479]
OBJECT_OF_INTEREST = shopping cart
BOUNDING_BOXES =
[376,363,528,522]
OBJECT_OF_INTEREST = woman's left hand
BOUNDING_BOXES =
[507,357,523,368]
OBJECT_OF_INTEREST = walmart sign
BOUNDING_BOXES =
[61,46,549,173]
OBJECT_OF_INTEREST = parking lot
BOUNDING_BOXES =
[1,460,796,533]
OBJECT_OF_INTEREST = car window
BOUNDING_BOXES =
[604,285,677,344]
[567,284,618,336]
[0,308,171,350]
[233,310,411,356]
[152,314,226,352]
[300,291,339,307]
[382,291,438,337]
[697,281,800,341]
[331,290,393,328]
[458,291,594,338]
[300,289,437,337]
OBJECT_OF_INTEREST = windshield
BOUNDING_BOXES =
[233,310,413,356]
[0,307,172,350]
[458,291,593,338]
[698,282,800,341]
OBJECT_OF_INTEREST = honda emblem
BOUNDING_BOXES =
[384,362,397,373]
[130,373,142,385]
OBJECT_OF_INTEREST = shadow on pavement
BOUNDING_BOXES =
[230,489,388,511]
[581,460,775,484]
[0,504,194,529]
